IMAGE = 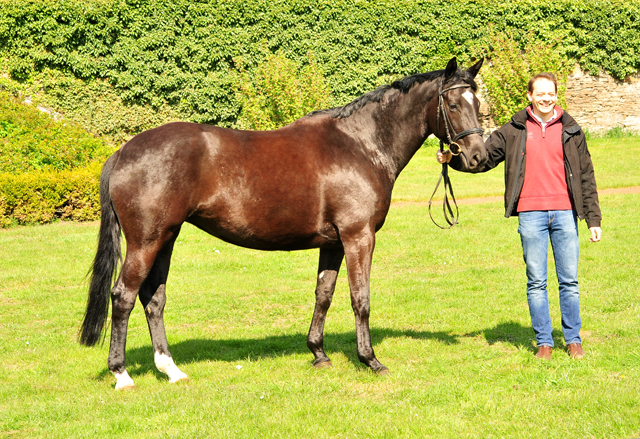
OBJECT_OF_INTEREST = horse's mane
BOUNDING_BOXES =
[311,68,478,119]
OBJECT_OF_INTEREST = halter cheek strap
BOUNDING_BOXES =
[429,78,484,229]
[436,79,484,155]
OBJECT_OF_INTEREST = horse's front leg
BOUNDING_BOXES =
[342,226,388,374]
[307,247,345,367]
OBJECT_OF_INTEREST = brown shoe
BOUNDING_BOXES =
[535,346,552,360]
[568,343,585,359]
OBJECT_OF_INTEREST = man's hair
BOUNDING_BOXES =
[528,73,558,93]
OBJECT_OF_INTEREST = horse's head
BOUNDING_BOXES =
[430,57,487,171]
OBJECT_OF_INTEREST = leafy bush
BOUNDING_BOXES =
[0,91,110,227]
[31,70,179,144]
[0,164,101,227]
[477,29,573,125]
[235,52,332,130]
[0,91,113,173]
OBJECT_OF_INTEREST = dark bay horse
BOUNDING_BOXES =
[80,57,486,389]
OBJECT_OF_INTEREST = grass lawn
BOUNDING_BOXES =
[0,137,638,438]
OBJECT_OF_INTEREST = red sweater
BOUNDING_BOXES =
[517,106,572,212]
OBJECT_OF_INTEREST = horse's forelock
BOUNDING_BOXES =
[452,69,478,92]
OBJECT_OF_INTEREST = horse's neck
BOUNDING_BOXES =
[335,80,438,181]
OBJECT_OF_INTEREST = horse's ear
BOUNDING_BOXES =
[467,58,484,78]
[444,57,457,80]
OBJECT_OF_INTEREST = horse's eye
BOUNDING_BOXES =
[449,103,459,111]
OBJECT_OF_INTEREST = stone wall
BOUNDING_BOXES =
[565,65,640,133]
[477,66,640,134]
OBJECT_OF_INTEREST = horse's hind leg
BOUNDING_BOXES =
[307,247,344,367]
[108,228,181,390]
[138,232,188,384]
[108,243,161,390]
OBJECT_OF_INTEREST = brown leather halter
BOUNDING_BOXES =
[429,78,484,229]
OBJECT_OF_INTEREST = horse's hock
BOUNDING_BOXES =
[477,65,640,134]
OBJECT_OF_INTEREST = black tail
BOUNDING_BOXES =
[80,152,122,346]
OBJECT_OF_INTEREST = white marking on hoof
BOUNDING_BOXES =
[154,352,188,383]
[462,90,475,106]
[114,371,135,390]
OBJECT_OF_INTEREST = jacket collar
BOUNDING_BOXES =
[561,113,581,136]
[510,108,529,129]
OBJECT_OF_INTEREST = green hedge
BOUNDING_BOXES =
[1,0,638,141]
[0,91,108,227]
[0,164,101,227]
[0,91,113,173]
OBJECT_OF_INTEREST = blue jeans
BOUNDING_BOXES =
[518,210,581,348]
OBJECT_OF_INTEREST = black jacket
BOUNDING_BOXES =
[451,107,602,228]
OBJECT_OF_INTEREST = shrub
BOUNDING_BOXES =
[0,90,109,227]
[477,29,573,125]
[0,91,113,173]
[234,52,332,130]
[34,71,178,145]
[0,164,102,227]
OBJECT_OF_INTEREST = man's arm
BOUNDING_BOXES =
[574,133,602,242]
[436,129,507,173]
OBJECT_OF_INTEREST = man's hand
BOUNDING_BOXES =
[436,150,452,164]
[589,227,602,242]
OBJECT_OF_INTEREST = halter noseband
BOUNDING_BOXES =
[436,78,484,155]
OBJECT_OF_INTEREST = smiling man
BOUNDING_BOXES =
[437,73,602,360]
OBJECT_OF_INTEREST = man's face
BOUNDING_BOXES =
[527,78,557,120]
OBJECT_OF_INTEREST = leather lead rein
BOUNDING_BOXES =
[429,78,483,229]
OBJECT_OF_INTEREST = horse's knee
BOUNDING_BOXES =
[315,274,337,306]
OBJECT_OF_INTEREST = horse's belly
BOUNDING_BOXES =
[187,209,340,251]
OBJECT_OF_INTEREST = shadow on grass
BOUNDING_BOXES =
[97,327,460,379]
[464,320,565,353]
[97,322,564,379]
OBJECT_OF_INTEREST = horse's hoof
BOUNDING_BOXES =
[167,369,189,383]
[313,360,333,369]
[169,374,189,384]
[114,371,135,390]
[115,382,135,391]
[375,366,390,376]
